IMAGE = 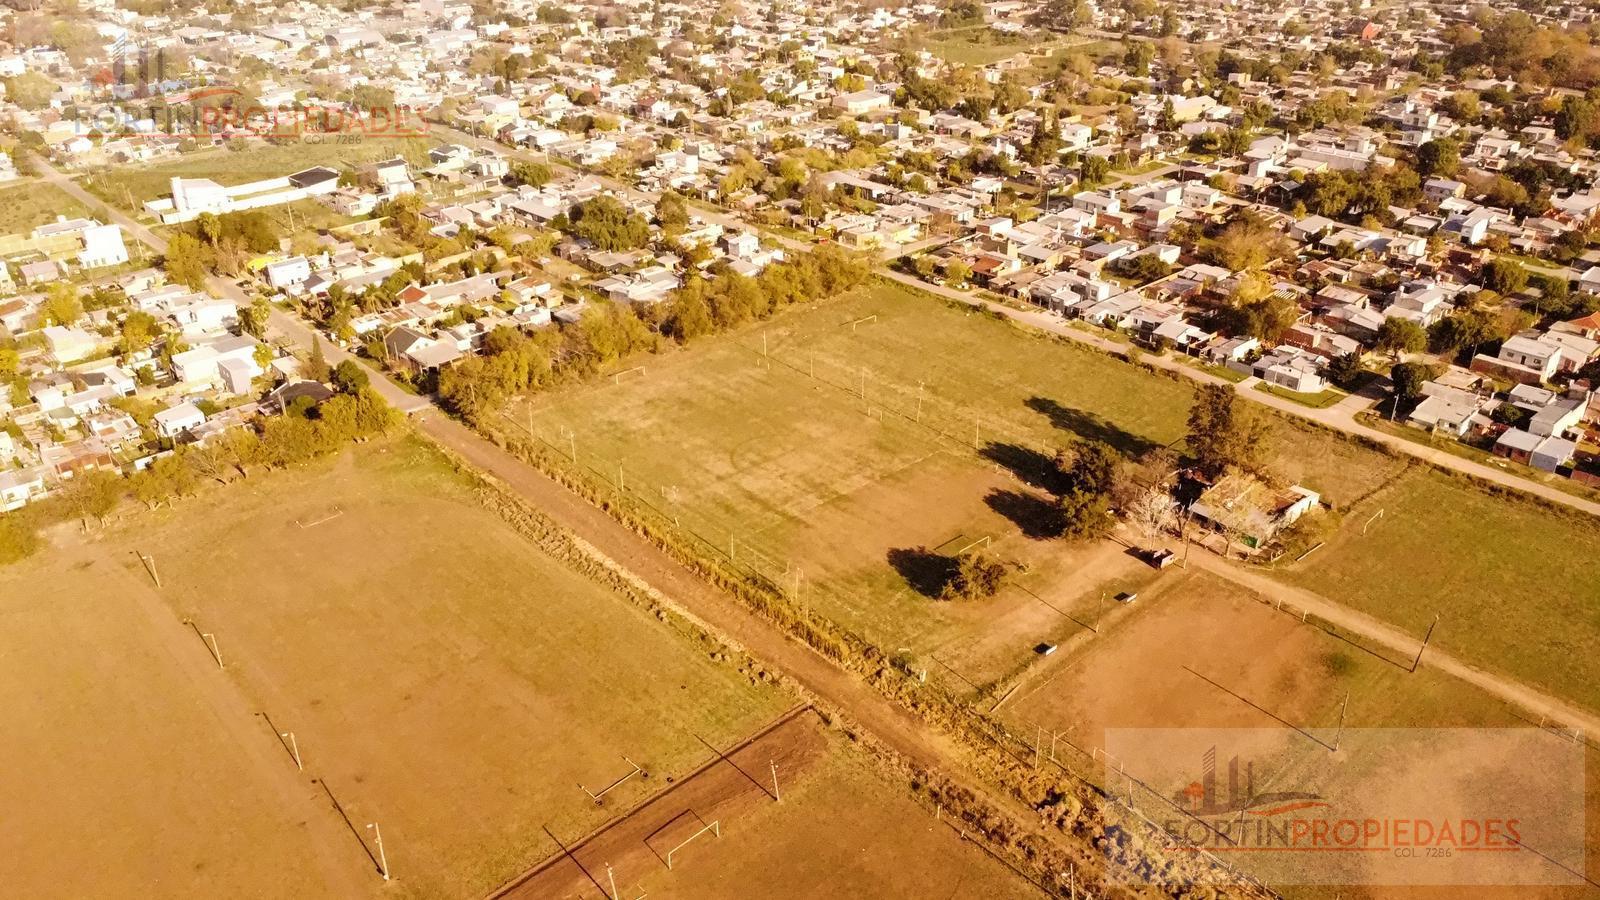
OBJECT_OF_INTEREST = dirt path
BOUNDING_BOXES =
[1186,552,1600,739]
[97,547,378,897]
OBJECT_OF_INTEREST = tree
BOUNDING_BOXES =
[511,160,552,187]
[40,284,84,327]
[118,309,160,355]
[944,260,971,288]
[940,551,1010,601]
[1429,306,1505,358]
[1390,361,1442,410]
[307,336,331,383]
[1202,214,1292,270]
[1186,384,1270,478]
[1058,488,1114,541]
[331,359,369,394]
[1416,138,1460,178]
[1375,317,1427,358]
[239,297,271,339]
[163,233,209,290]
[568,195,651,251]
[1482,257,1528,295]
[1079,154,1110,188]
[63,469,122,526]
[656,191,689,234]
[3,72,56,110]
[1325,352,1364,389]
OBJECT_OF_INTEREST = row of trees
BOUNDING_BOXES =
[0,364,397,566]
[436,246,872,421]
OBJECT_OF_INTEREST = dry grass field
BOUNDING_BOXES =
[4,436,791,899]
[1278,469,1600,712]
[505,708,1043,899]
[83,136,433,210]
[0,180,95,234]
[0,547,364,900]
[1006,571,1600,897]
[508,282,1402,690]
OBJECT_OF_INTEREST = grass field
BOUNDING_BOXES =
[0,546,357,900]
[83,136,433,210]
[98,437,786,899]
[916,26,1051,67]
[1006,570,1599,895]
[512,709,1042,898]
[0,180,94,234]
[1279,468,1600,712]
[508,282,1405,683]
[640,736,1042,899]
[1007,571,1521,747]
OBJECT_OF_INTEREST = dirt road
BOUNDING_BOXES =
[1187,552,1600,739]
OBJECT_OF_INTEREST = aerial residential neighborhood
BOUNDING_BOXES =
[1,0,1598,897]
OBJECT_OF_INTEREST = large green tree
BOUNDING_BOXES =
[1185,384,1270,478]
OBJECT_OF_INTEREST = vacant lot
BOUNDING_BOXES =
[1008,571,1519,751]
[123,437,787,899]
[916,26,1054,67]
[1008,571,1599,895]
[84,136,432,210]
[0,548,362,900]
[0,180,94,234]
[510,282,1401,683]
[1280,468,1600,712]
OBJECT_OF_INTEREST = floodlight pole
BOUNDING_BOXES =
[770,760,781,802]
[281,731,302,771]
[367,823,389,881]
[1332,693,1349,752]
[606,861,619,900]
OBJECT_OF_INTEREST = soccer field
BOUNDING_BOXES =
[1280,468,1600,712]
[508,281,1404,685]
[102,437,787,899]
[0,547,361,900]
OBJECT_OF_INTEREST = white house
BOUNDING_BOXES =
[153,402,206,439]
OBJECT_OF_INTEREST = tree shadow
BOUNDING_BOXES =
[1026,396,1160,456]
[886,546,958,598]
[980,441,1067,493]
[985,488,1065,539]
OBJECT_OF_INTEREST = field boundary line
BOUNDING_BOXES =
[485,703,812,899]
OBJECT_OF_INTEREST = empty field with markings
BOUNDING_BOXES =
[8,437,789,899]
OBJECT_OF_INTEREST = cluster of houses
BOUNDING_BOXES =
[0,216,130,293]
[5,0,1600,497]
[0,265,324,512]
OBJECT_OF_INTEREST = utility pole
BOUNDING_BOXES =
[770,760,781,802]
[202,632,222,669]
[1332,693,1349,752]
